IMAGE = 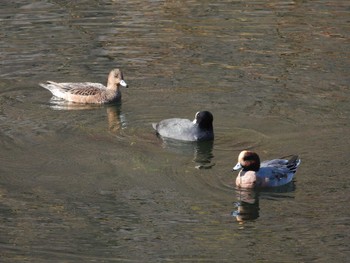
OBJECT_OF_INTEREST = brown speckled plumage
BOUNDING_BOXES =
[40,68,127,104]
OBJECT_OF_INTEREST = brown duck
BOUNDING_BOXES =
[40,68,127,104]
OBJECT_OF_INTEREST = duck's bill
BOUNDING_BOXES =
[233,162,242,171]
[120,80,128,87]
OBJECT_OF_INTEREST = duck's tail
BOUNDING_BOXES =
[286,155,301,172]
[39,81,60,91]
[39,81,67,99]
[39,82,50,90]
[152,123,158,131]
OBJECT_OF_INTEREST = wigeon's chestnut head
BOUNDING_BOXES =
[233,150,260,172]
[233,150,301,188]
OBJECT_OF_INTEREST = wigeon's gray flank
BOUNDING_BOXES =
[40,68,127,104]
[152,111,214,142]
[233,150,301,188]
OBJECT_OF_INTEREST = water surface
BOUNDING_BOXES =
[1,0,349,262]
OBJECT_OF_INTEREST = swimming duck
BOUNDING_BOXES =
[233,150,301,188]
[40,68,127,104]
[152,111,214,141]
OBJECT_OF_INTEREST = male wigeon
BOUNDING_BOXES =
[152,111,214,142]
[40,68,127,104]
[233,150,301,188]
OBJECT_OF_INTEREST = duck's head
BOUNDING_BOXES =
[108,68,128,88]
[193,111,214,131]
[233,150,260,172]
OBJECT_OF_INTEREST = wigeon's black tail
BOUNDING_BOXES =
[286,155,301,173]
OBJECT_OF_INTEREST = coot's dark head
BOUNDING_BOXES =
[194,111,214,131]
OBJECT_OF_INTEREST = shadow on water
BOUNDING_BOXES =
[155,136,215,169]
[232,182,296,222]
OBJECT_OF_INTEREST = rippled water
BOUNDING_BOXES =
[1,1,349,262]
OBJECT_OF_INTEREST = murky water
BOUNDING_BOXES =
[1,0,349,262]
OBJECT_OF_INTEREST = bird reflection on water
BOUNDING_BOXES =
[46,97,127,134]
[232,188,260,222]
[232,182,296,222]
[156,137,215,169]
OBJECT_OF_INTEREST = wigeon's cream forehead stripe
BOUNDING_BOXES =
[238,150,248,161]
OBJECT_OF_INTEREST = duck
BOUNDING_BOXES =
[39,68,127,104]
[233,150,301,188]
[152,111,214,142]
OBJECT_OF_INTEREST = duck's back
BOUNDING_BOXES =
[40,82,118,103]
[257,156,300,187]
[256,167,294,187]
[41,82,105,95]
